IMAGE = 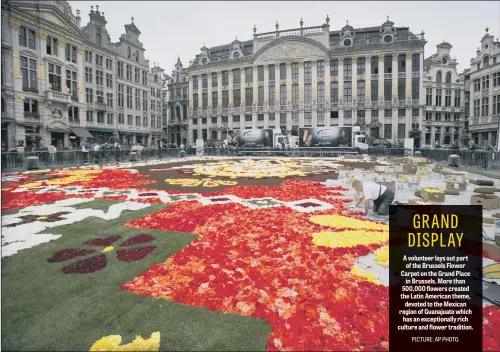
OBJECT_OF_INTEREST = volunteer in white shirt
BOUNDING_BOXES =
[350,180,394,216]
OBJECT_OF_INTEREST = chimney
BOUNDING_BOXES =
[76,9,81,27]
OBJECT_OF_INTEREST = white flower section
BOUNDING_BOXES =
[354,253,389,287]
[1,198,151,258]
[286,199,333,213]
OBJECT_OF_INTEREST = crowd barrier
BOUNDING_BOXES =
[2,147,500,171]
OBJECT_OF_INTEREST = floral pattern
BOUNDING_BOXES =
[89,331,160,351]
[164,178,238,188]
[48,234,157,274]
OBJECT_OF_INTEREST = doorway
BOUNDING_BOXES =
[51,132,65,149]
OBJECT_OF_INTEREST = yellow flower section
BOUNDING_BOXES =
[21,170,102,188]
[89,331,160,351]
[164,178,237,188]
[423,188,444,194]
[103,246,115,253]
[312,230,388,248]
[374,246,389,267]
[351,266,382,285]
[36,216,48,221]
[309,214,388,231]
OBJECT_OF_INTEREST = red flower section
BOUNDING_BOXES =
[47,249,96,263]
[484,305,500,351]
[116,246,156,262]
[85,236,122,247]
[61,254,107,274]
[67,169,156,189]
[126,201,248,233]
[1,190,73,211]
[120,234,156,247]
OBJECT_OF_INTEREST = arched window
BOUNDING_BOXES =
[436,71,442,83]
[96,28,102,46]
[135,50,139,62]
[128,47,131,59]
[445,72,452,83]
[483,56,490,67]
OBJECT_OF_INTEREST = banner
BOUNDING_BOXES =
[238,129,273,147]
[404,138,414,157]
[298,127,352,147]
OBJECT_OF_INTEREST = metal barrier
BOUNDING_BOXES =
[3,147,500,172]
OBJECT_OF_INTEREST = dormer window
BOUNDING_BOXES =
[128,47,131,59]
[445,72,452,84]
[436,71,442,83]
[441,58,447,65]
[383,35,393,44]
[483,56,490,67]
[96,28,102,46]
[477,63,481,71]
[135,50,139,62]
[343,38,352,47]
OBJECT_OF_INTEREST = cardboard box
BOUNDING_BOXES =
[445,182,459,191]
[408,199,438,205]
[470,194,500,210]
[403,165,417,174]
[421,188,446,202]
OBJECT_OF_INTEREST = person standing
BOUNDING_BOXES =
[349,179,395,216]
[81,141,90,163]
[48,144,57,164]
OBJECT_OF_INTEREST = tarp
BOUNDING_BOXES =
[70,127,94,138]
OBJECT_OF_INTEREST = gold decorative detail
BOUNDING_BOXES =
[36,30,48,39]
[258,81,264,87]
[279,79,287,85]
[406,53,413,59]
[81,107,88,111]
[77,46,85,54]
[37,98,45,103]
[338,57,344,64]
[298,61,304,68]
[317,77,325,83]
[58,39,67,47]
[253,65,258,71]
[352,57,357,63]
[286,62,292,68]
[14,95,25,100]
[292,79,299,85]
[357,75,365,81]
[263,64,268,69]
[9,20,21,30]
[330,76,338,81]
[352,95,357,100]
[193,89,199,94]
[312,60,317,67]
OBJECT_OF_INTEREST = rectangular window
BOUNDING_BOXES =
[126,86,132,108]
[233,115,240,123]
[23,98,38,114]
[143,91,147,112]
[398,54,406,72]
[426,88,432,106]
[357,57,366,75]
[344,58,352,77]
[126,65,132,81]
[412,53,420,72]
[134,68,140,83]
[445,89,451,107]
[482,97,489,116]
[280,63,286,80]
[384,55,392,74]
[117,61,123,78]
[118,113,124,124]
[245,68,253,83]
[280,85,287,105]
[85,67,92,83]
[482,75,490,90]
[474,79,481,92]
[232,69,240,85]
[107,113,113,125]
[87,110,93,123]
[192,75,198,89]
[330,59,339,76]
[65,69,77,97]
[127,114,133,125]
[269,86,275,106]
[473,99,480,117]
[245,88,253,106]
[202,74,208,88]
[85,50,92,63]
[371,80,378,101]
[233,89,240,106]
[68,106,79,121]
[292,84,299,106]
[304,62,312,82]
[269,65,275,81]
[95,54,103,67]
[304,84,312,104]
[330,81,339,103]
[384,79,391,101]
[48,63,62,92]
[344,81,352,102]
[371,56,379,75]
[292,62,299,80]
[46,36,58,55]
[396,78,405,101]
[222,90,229,108]
[135,89,140,110]
[317,60,325,77]
[454,89,461,107]
[493,95,500,115]
[385,109,392,118]
[398,124,405,139]
[222,71,229,86]
[398,109,405,117]
[97,111,105,124]
[372,109,379,118]
[96,90,104,104]
[20,56,37,90]
[96,70,104,86]
[384,124,392,139]
[143,116,148,127]
[106,73,113,88]
[245,115,252,122]
[258,86,264,106]
[106,58,112,70]
[212,92,218,109]
[202,93,208,109]
[65,44,77,63]
[107,93,113,108]
[118,84,124,107]
[344,111,352,120]
[493,72,500,87]
[435,89,442,106]
[135,116,141,126]
[412,78,419,100]
[357,80,365,102]
[142,71,148,86]
[212,72,218,87]
[19,27,36,49]
[317,83,325,105]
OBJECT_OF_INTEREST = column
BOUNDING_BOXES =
[263,64,269,127]
[352,57,358,125]
[325,60,331,127]
[312,60,318,126]
[188,74,194,110]
[392,54,398,143]
[10,20,22,93]
[365,55,372,124]
[228,69,233,106]
[338,57,344,126]
[252,65,258,128]
[198,76,202,113]
[77,47,85,106]
[286,61,292,129]
[207,73,212,112]
[217,70,223,107]
[378,55,385,126]
[298,61,304,127]
[241,68,245,110]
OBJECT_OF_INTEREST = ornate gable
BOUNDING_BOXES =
[255,38,328,63]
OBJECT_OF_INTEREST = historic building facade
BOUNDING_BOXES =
[422,42,466,147]
[186,17,426,147]
[467,27,500,148]
[1,0,164,150]
[166,58,189,145]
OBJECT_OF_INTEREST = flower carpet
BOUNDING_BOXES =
[1,157,499,351]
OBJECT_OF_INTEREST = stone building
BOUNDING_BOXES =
[185,17,426,147]
[467,27,500,148]
[422,42,466,147]
[1,0,164,151]
[166,58,189,145]
[149,64,165,146]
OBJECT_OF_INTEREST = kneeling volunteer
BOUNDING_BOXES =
[351,179,394,216]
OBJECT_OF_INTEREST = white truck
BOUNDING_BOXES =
[352,126,368,153]
[273,130,299,149]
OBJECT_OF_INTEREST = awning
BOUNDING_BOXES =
[48,129,72,133]
[70,127,94,138]
[87,128,115,133]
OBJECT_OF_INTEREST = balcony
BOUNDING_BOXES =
[280,105,287,112]
[398,72,406,78]
[46,90,71,103]
[371,74,379,80]
[257,105,264,113]
[384,101,392,108]
[192,109,198,117]
[371,101,378,108]
[211,109,218,116]
[317,103,325,110]
[95,101,107,110]
[384,73,392,80]
[245,106,253,113]
[412,72,420,78]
